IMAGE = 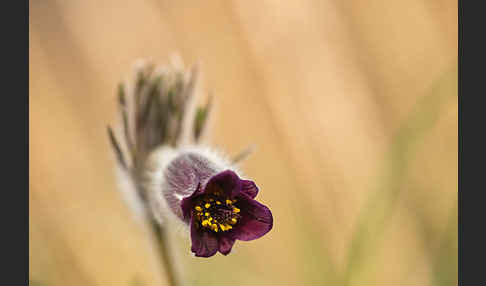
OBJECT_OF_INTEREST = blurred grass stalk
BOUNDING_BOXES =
[341,65,457,286]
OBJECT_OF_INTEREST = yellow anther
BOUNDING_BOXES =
[231,218,237,224]
[212,224,218,232]
[226,199,232,205]
[216,201,221,205]
[195,206,202,211]
[204,212,210,217]
[205,203,211,209]
[202,220,209,227]
[226,225,232,230]
[208,217,213,222]
[233,207,240,213]
[219,224,225,231]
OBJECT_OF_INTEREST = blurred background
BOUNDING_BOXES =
[29,1,457,286]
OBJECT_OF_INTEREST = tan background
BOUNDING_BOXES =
[29,1,457,285]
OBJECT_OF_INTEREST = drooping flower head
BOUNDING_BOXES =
[108,58,273,258]
[148,148,273,257]
[181,170,272,257]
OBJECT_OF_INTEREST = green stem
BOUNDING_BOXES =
[151,220,180,286]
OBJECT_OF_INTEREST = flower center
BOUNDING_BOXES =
[193,194,240,232]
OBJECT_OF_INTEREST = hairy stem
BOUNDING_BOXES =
[151,220,181,286]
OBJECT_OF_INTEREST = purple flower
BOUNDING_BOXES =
[178,169,273,257]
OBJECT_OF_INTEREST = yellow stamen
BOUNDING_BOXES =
[226,225,232,230]
[219,224,226,231]
[212,224,218,232]
[231,218,237,224]
[201,220,209,227]
[216,201,221,205]
[205,203,211,208]
[233,207,240,213]
[225,199,232,205]
[205,212,210,217]
[195,206,202,211]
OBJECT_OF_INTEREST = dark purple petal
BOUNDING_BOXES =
[218,236,236,255]
[231,197,273,241]
[190,217,219,257]
[241,180,259,199]
[204,170,242,198]
[180,168,272,257]
[180,183,203,221]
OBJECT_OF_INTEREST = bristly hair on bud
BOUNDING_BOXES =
[107,57,273,259]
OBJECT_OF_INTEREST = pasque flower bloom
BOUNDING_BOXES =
[183,170,272,257]
[144,145,273,257]
[108,58,273,258]
[155,149,273,257]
